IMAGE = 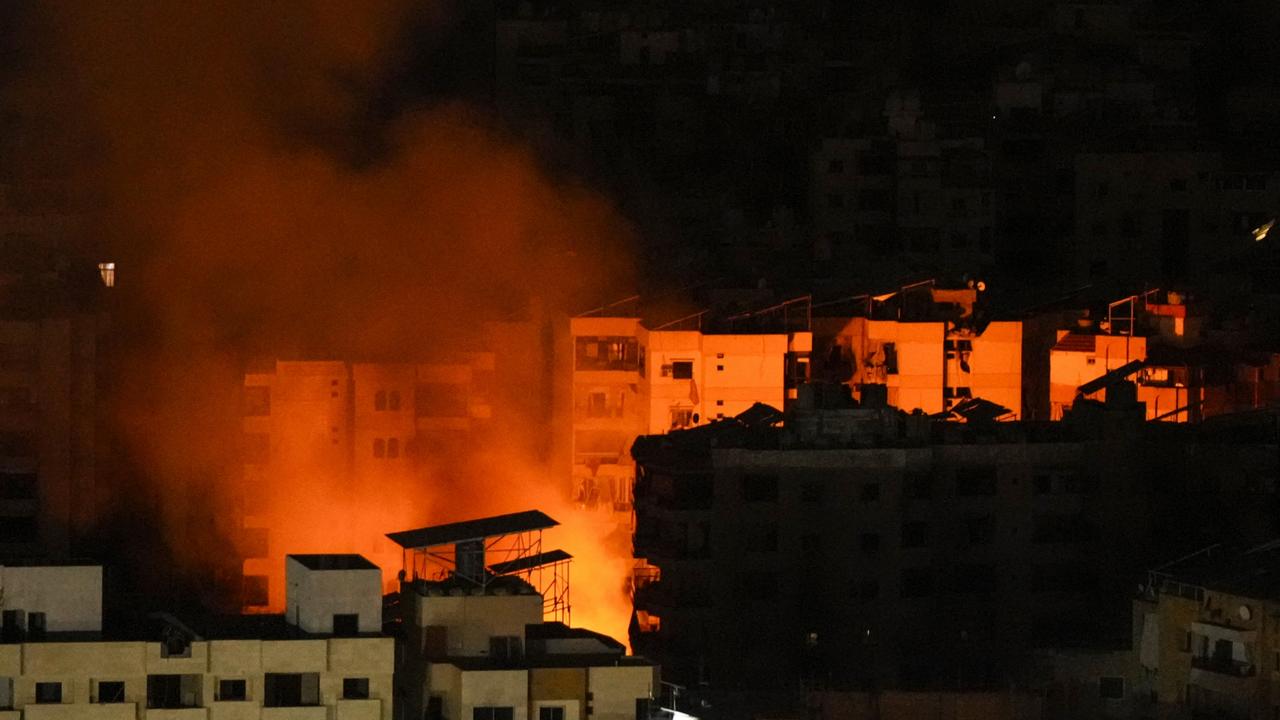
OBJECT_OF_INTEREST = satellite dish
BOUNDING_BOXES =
[1239,605,1253,621]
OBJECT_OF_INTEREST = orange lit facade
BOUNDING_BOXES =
[239,357,493,611]
[567,316,810,515]
[815,315,1022,417]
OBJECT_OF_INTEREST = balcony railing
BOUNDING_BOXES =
[1191,655,1256,677]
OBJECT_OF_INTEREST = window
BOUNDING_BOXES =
[474,708,515,720]
[574,336,639,371]
[342,678,370,700]
[587,391,608,418]
[27,612,46,641]
[669,408,695,429]
[1099,676,1124,699]
[741,474,778,502]
[264,673,320,707]
[96,680,125,703]
[147,674,202,709]
[0,677,12,709]
[540,707,566,720]
[333,613,359,636]
[882,342,898,374]
[373,438,385,458]
[860,483,880,502]
[671,361,694,379]
[35,681,62,704]
[218,678,247,701]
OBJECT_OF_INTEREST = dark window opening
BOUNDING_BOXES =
[218,679,247,701]
[671,361,694,379]
[1099,676,1124,699]
[343,677,370,700]
[474,708,515,720]
[97,680,125,703]
[27,612,45,641]
[264,673,320,707]
[147,674,201,709]
[540,707,566,720]
[35,682,61,704]
[333,614,359,636]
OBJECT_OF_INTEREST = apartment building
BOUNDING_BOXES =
[0,309,101,561]
[629,384,1280,719]
[567,315,809,513]
[0,555,393,719]
[240,356,494,611]
[390,512,660,720]
[811,285,1022,418]
[1049,290,1280,421]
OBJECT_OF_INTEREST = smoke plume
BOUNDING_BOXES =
[9,2,636,640]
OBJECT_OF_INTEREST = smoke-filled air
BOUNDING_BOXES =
[11,2,636,641]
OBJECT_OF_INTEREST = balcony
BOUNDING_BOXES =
[336,699,383,720]
[1191,655,1256,678]
[145,709,209,720]
[23,705,139,720]
[261,707,328,720]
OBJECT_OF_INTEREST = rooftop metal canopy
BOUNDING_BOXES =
[488,549,572,576]
[385,510,558,549]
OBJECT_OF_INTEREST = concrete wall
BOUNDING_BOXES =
[416,593,543,657]
[0,637,392,720]
[0,564,102,631]
[284,558,381,634]
[587,665,655,720]
[460,669,528,720]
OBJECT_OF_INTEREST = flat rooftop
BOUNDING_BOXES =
[289,554,379,571]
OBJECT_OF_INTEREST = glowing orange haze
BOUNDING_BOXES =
[14,3,637,643]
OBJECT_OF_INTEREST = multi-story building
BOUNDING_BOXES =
[566,315,810,514]
[0,554,394,719]
[1049,290,1280,421]
[389,511,660,720]
[811,286,1022,417]
[240,356,495,611]
[0,283,103,561]
[630,384,1280,719]
[1132,541,1280,720]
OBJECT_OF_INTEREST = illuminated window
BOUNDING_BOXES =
[97,262,116,288]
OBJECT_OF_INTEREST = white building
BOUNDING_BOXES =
[0,555,394,719]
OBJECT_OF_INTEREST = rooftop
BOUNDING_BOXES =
[1153,540,1280,599]
[387,510,559,549]
[289,554,379,571]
